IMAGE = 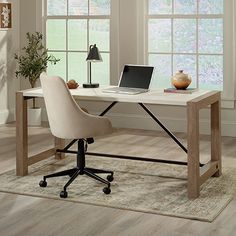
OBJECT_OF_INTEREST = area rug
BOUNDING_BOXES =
[0,156,235,222]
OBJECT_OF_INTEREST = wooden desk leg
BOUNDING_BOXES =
[54,137,65,159]
[16,92,28,176]
[187,102,200,199]
[211,99,222,177]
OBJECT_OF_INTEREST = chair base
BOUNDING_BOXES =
[39,166,113,198]
[39,139,114,198]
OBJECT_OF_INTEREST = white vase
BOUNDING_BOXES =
[28,107,41,126]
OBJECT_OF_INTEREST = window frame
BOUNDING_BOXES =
[137,0,235,108]
[36,0,119,85]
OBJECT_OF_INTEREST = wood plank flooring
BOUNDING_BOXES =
[0,124,236,236]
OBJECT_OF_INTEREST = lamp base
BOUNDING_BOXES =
[83,83,99,88]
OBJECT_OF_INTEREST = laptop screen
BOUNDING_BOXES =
[119,65,154,89]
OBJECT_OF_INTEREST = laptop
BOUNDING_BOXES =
[102,64,154,95]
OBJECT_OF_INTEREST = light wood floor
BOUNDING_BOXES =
[0,124,236,236]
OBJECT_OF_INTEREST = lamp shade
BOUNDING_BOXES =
[86,44,103,62]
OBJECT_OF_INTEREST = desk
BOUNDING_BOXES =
[16,87,221,199]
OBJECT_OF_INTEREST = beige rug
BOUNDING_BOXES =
[0,156,235,222]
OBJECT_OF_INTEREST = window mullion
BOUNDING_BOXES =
[43,0,47,46]
[196,0,199,88]
[171,0,174,79]
[66,0,69,82]
[87,0,90,84]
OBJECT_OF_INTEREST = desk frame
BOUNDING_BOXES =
[16,90,221,199]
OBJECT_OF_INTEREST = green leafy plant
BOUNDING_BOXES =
[15,32,59,89]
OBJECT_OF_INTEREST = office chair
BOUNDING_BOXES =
[39,73,114,198]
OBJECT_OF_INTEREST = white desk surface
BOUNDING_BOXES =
[22,86,212,106]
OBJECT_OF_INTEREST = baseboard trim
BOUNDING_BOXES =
[103,112,236,137]
[0,109,15,124]
[22,108,236,137]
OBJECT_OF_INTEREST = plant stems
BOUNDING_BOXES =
[33,98,36,109]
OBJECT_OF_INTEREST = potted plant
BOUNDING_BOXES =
[15,32,59,126]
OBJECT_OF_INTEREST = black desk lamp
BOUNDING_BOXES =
[83,44,102,88]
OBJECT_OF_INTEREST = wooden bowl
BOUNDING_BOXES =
[67,81,79,89]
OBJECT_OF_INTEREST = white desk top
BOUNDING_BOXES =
[22,86,213,106]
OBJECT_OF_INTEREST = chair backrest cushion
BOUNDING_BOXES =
[40,73,112,139]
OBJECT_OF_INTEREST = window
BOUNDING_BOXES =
[147,0,224,91]
[44,0,112,86]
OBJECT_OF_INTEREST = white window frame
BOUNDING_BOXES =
[137,0,236,108]
[36,0,119,85]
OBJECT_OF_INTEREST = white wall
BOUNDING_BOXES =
[2,0,236,137]
[20,0,37,90]
[0,0,20,124]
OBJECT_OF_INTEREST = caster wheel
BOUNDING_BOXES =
[39,180,47,187]
[87,138,94,144]
[103,187,111,194]
[107,174,114,182]
[60,190,68,198]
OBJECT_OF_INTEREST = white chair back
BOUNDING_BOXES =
[40,73,112,139]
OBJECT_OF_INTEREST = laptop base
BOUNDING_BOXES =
[102,87,148,95]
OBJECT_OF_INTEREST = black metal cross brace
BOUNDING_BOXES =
[57,101,205,167]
